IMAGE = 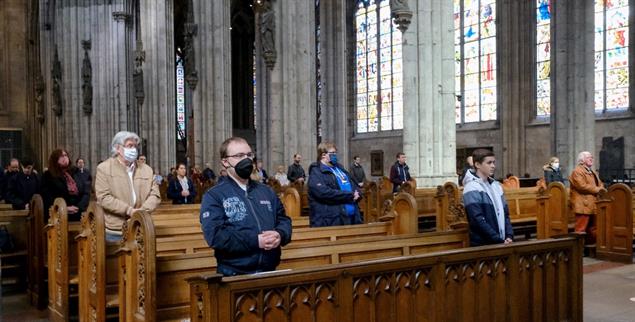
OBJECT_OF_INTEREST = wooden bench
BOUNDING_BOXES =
[46,198,82,321]
[26,194,48,309]
[595,183,634,263]
[187,235,583,322]
[0,204,30,294]
[116,193,464,321]
[436,182,569,238]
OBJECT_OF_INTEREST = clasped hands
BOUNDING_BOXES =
[258,230,281,250]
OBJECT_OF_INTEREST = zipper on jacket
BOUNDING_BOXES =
[245,189,264,268]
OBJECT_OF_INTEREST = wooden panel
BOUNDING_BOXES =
[596,184,633,263]
[187,237,583,322]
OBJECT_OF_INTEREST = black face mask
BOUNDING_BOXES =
[230,158,254,180]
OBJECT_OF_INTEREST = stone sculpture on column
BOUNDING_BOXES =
[390,0,413,33]
[256,0,276,69]
[51,47,63,116]
[133,47,145,106]
[35,73,45,123]
[81,40,93,115]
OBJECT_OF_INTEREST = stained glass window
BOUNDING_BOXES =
[454,0,497,124]
[536,0,551,116]
[176,54,186,140]
[595,0,629,112]
[355,0,403,133]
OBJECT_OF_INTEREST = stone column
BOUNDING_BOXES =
[551,0,595,173]
[138,0,176,174]
[257,0,317,172]
[317,0,349,165]
[498,0,534,176]
[191,0,232,172]
[402,0,456,187]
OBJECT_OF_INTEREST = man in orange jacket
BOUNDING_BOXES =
[569,151,604,244]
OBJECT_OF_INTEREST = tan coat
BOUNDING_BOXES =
[95,157,161,232]
[569,164,604,215]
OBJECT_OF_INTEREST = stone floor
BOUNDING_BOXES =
[0,258,634,321]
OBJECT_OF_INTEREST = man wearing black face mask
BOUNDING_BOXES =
[307,141,363,227]
[199,137,292,276]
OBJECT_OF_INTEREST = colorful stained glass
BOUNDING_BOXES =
[455,0,498,123]
[595,0,629,112]
[536,0,551,116]
[355,0,403,132]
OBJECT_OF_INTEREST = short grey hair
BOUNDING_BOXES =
[576,151,591,164]
[110,131,141,157]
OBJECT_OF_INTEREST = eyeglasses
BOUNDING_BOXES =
[327,151,337,155]
[226,152,255,159]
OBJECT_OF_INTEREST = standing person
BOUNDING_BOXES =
[543,157,564,184]
[137,155,147,165]
[459,156,474,186]
[1,158,20,202]
[202,162,217,182]
[75,157,92,192]
[287,154,306,184]
[167,163,197,204]
[255,159,268,184]
[462,149,513,246]
[6,159,40,210]
[41,149,90,221]
[274,165,289,186]
[95,131,161,242]
[389,152,411,192]
[200,137,292,276]
[308,142,363,227]
[569,151,604,244]
[349,156,366,188]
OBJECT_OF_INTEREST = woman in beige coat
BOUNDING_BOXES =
[95,131,161,242]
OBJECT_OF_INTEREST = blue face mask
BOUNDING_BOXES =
[329,153,338,165]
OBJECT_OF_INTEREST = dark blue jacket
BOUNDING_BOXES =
[200,177,292,276]
[6,172,40,210]
[307,162,362,227]
[167,176,197,204]
[462,170,513,246]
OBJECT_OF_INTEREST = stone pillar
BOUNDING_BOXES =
[551,0,595,174]
[402,0,456,187]
[191,0,232,172]
[498,0,534,176]
[317,0,349,165]
[257,0,317,172]
[138,0,176,174]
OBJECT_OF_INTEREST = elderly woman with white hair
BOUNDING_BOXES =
[95,131,161,242]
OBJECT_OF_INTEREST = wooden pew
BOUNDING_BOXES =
[75,203,121,322]
[159,180,168,201]
[27,194,48,309]
[0,204,30,294]
[595,183,633,263]
[360,181,379,222]
[280,187,301,218]
[46,198,82,321]
[188,235,583,322]
[116,193,463,322]
[436,182,569,238]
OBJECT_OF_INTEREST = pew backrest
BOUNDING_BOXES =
[27,194,47,309]
[596,183,633,263]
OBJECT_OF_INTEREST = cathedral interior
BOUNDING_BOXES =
[0,0,633,185]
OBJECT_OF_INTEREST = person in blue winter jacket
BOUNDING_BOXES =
[462,149,513,246]
[308,141,363,227]
[199,137,292,276]
[167,163,197,204]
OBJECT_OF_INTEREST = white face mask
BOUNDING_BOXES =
[552,162,559,169]
[123,147,138,163]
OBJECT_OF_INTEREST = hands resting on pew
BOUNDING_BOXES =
[258,230,281,250]
[504,237,513,244]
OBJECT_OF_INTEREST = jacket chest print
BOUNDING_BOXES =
[223,197,248,223]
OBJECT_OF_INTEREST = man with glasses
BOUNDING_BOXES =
[200,137,292,276]
[307,141,363,227]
